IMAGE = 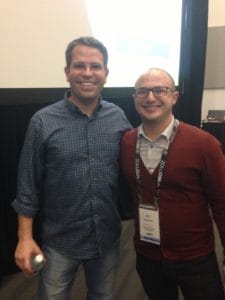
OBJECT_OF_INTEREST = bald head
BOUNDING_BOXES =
[135,68,176,90]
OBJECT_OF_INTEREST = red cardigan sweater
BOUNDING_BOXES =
[121,122,225,261]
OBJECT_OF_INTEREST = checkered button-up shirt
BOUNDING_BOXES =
[12,91,132,259]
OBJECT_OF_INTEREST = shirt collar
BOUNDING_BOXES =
[138,116,175,142]
[64,89,103,115]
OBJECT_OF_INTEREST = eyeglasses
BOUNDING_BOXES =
[134,86,175,98]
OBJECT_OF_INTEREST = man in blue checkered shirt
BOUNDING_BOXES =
[12,36,132,300]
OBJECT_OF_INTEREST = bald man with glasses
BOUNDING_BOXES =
[120,68,225,300]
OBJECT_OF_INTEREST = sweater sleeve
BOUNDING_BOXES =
[202,132,225,252]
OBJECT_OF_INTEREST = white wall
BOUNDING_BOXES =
[0,0,92,88]
[202,0,225,121]
[0,0,182,89]
[0,0,224,115]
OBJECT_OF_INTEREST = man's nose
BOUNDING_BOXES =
[82,66,93,75]
[146,90,156,99]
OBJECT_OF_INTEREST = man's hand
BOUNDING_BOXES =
[15,238,44,277]
[15,215,44,276]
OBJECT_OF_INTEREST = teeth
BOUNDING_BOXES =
[145,105,158,109]
[144,105,159,111]
[81,82,94,86]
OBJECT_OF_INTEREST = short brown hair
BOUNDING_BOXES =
[65,36,108,68]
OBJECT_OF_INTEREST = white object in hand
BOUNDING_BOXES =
[30,254,45,272]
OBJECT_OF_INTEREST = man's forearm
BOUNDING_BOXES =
[17,214,34,241]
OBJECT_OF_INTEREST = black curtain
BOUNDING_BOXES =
[174,0,209,127]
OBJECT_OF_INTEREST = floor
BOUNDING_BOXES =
[0,220,223,300]
[0,220,148,300]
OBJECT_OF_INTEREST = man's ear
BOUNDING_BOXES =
[173,91,179,105]
[64,66,69,82]
[104,68,109,84]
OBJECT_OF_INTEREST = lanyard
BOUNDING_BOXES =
[135,119,179,205]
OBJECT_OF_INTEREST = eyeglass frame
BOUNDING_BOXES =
[133,86,176,98]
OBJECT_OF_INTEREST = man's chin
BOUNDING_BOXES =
[143,113,159,121]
